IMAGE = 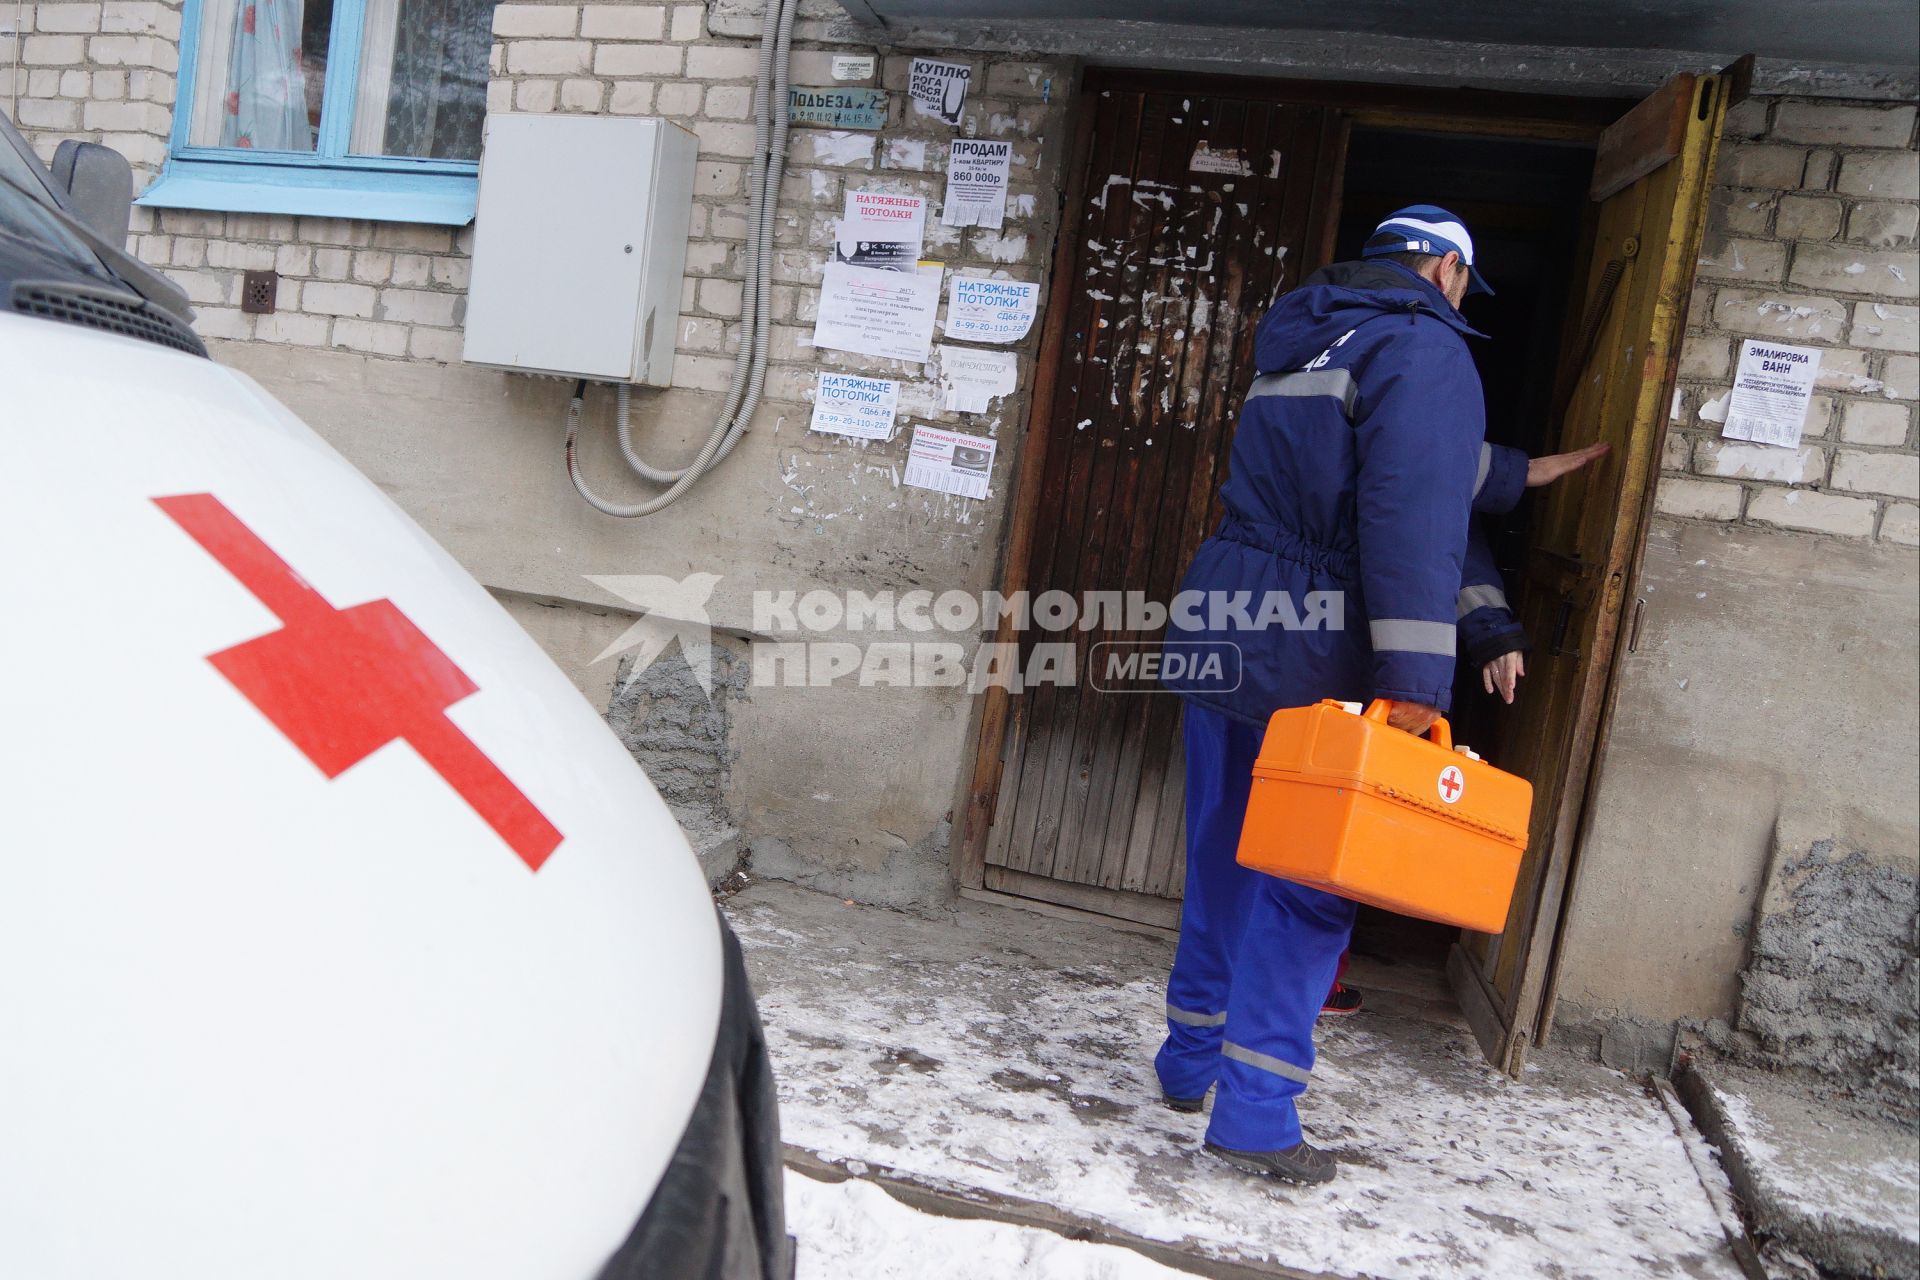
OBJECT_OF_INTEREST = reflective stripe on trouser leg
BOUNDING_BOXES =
[1166,1004,1227,1028]
[1155,703,1266,1101]
[1221,1040,1312,1084]
[1205,876,1357,1153]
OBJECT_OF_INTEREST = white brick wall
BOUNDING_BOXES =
[11,0,1071,431]
[4,0,181,173]
[1661,96,1920,545]
[468,9,1066,407]
[7,13,1914,549]
[121,214,475,356]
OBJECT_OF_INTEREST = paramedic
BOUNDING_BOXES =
[1155,205,1604,1184]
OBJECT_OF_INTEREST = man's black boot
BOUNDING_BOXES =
[1204,1140,1337,1184]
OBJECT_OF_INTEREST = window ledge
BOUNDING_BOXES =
[137,158,476,226]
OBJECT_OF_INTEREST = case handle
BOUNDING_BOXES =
[1360,698,1453,751]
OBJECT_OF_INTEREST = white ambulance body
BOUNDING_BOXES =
[0,113,788,1280]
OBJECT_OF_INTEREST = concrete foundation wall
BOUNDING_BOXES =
[1555,518,1919,1040]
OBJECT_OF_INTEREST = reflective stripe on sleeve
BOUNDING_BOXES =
[1369,618,1456,656]
[1474,443,1492,496]
[1221,1040,1312,1085]
[1166,1003,1228,1028]
[1246,369,1358,418]
[1456,584,1509,617]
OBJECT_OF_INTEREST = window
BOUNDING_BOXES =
[140,0,492,224]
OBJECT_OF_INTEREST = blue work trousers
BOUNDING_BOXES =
[1154,703,1357,1152]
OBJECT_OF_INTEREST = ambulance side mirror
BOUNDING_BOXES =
[50,140,134,249]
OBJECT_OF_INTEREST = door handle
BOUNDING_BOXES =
[1534,549,1599,579]
[1549,597,1579,658]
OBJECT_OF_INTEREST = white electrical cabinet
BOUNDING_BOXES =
[463,114,698,385]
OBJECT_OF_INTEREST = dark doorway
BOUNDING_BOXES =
[1322,128,1596,994]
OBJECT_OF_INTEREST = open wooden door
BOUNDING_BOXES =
[1447,68,1739,1075]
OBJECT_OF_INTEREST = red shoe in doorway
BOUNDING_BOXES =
[1320,983,1364,1016]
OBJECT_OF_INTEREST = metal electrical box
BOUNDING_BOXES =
[463,115,698,385]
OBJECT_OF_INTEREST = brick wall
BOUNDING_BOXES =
[2,0,180,175]
[1663,96,1919,545]
[8,0,1068,411]
[9,10,1918,547]
[476,7,1066,407]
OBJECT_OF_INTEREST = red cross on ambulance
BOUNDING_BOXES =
[154,492,561,871]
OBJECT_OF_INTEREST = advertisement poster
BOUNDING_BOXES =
[810,373,900,440]
[813,261,943,363]
[938,344,1017,413]
[834,190,927,272]
[908,58,971,126]
[943,275,1039,344]
[903,425,996,499]
[1188,141,1253,175]
[1723,339,1823,448]
[941,138,1013,230]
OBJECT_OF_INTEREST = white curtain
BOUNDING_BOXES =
[187,0,237,147]
[350,0,400,154]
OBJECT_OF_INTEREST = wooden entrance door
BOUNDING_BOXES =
[966,86,1342,926]
[1446,68,1738,1074]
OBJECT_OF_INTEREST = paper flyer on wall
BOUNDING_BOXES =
[813,261,943,363]
[908,58,970,126]
[1188,141,1253,176]
[903,425,996,499]
[943,275,1039,343]
[1722,339,1822,448]
[941,138,1012,229]
[810,372,900,440]
[938,344,1017,413]
[834,191,927,272]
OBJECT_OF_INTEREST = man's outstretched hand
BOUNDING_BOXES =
[1526,442,1610,487]
[1386,700,1443,736]
[1482,651,1525,704]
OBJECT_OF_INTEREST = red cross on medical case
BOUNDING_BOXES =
[1237,699,1534,933]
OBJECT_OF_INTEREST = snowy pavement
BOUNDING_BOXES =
[729,881,1746,1280]
[788,1170,1193,1280]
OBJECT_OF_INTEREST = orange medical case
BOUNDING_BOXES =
[1236,699,1534,933]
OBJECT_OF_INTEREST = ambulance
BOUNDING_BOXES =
[0,114,791,1279]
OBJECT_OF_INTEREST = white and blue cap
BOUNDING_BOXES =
[1362,204,1494,297]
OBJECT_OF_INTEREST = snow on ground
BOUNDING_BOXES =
[788,1171,1191,1280]
[731,882,1743,1280]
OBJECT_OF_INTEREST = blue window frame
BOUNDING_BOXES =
[140,0,489,225]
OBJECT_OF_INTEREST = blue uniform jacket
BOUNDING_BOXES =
[1166,260,1520,725]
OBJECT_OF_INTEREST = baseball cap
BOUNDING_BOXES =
[1362,204,1494,297]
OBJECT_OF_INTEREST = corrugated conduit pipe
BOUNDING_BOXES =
[565,0,796,516]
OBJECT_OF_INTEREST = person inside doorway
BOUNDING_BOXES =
[1155,206,1605,1184]
[1321,441,1604,1020]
